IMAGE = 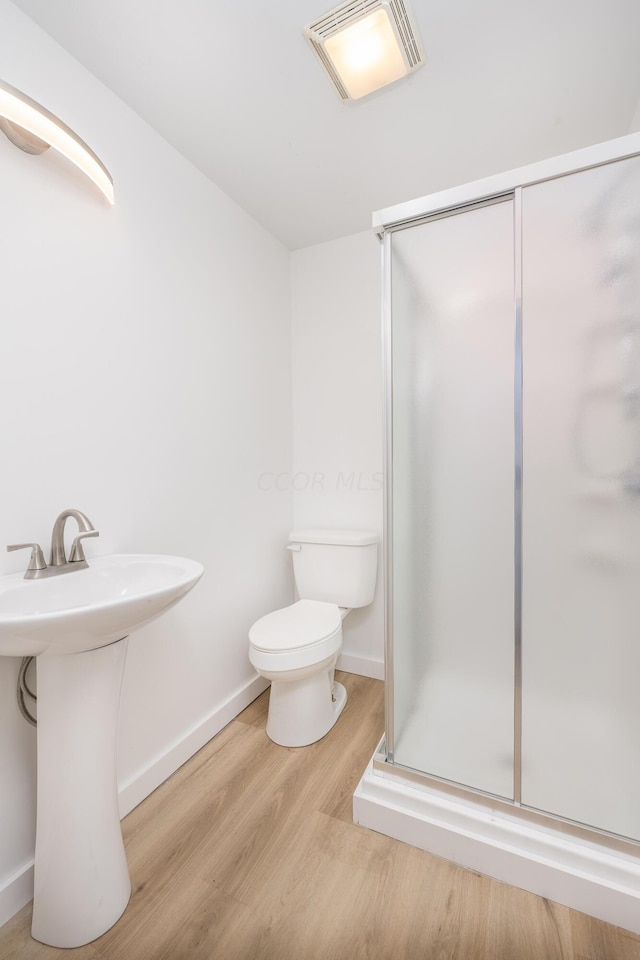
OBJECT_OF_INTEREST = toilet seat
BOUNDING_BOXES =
[249,599,341,651]
[249,599,342,673]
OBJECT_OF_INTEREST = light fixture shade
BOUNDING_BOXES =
[0,79,114,204]
[304,0,424,101]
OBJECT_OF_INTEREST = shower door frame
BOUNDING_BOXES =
[379,130,640,851]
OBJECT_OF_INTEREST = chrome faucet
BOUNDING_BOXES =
[7,508,100,580]
[50,508,99,567]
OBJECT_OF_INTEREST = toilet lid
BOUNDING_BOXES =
[249,599,341,652]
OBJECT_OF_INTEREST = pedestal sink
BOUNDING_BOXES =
[0,554,203,948]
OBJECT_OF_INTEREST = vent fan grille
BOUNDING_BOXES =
[308,38,350,100]
[304,0,425,100]
[308,0,382,38]
[305,0,424,98]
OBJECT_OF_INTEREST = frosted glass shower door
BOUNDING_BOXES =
[390,199,516,798]
[521,155,640,840]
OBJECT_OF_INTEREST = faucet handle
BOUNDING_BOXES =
[7,542,47,572]
[69,529,100,563]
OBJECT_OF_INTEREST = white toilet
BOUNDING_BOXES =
[249,529,377,747]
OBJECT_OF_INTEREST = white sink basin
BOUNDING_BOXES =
[0,553,204,656]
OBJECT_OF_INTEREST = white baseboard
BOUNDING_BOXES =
[118,673,269,817]
[0,862,34,930]
[354,749,640,936]
[337,652,384,680]
[0,673,269,931]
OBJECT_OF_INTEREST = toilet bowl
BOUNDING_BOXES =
[248,528,377,748]
[249,599,347,747]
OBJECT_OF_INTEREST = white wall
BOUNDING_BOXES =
[291,231,384,678]
[0,0,293,923]
[630,96,640,133]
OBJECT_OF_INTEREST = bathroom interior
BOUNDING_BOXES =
[1,0,640,955]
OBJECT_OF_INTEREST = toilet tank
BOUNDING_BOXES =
[289,529,378,608]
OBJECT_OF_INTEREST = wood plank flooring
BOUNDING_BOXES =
[2,672,640,959]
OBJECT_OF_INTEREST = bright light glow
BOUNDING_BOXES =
[324,7,408,100]
[0,79,114,204]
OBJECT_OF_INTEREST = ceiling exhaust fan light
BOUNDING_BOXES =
[305,0,424,102]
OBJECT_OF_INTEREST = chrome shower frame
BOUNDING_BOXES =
[377,130,640,855]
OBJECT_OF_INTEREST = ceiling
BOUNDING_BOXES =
[11,0,640,249]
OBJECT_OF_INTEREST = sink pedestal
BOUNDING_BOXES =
[32,638,131,948]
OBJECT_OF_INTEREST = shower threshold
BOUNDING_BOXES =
[353,738,640,935]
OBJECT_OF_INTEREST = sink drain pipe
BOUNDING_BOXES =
[18,656,37,726]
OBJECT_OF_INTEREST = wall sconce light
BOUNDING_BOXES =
[0,78,114,204]
[304,0,424,101]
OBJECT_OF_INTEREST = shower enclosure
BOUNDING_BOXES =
[354,132,640,933]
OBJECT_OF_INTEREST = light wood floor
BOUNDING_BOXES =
[2,672,640,959]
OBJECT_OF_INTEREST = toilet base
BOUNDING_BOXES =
[266,672,347,747]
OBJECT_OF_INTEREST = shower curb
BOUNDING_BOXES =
[353,745,640,935]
